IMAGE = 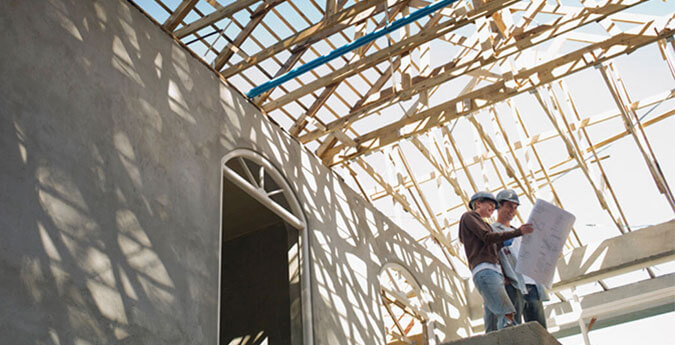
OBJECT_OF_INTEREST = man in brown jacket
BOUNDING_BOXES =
[459,191,533,331]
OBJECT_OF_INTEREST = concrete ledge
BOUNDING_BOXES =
[547,273,675,337]
[553,220,675,292]
[442,322,561,345]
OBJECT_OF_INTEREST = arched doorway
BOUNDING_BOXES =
[219,149,312,345]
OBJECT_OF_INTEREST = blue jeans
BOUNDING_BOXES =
[484,282,523,332]
[523,284,547,328]
[473,269,516,331]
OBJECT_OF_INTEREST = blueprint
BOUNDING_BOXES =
[515,199,576,288]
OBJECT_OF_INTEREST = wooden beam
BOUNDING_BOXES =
[533,87,615,221]
[262,0,516,112]
[174,0,262,38]
[342,162,371,202]
[254,47,307,105]
[360,88,674,203]
[220,0,408,78]
[510,99,582,247]
[163,0,199,32]
[382,290,413,344]
[599,62,675,213]
[326,0,338,17]
[298,0,647,145]
[329,21,674,164]
[547,273,675,337]
[467,114,534,203]
[287,2,410,137]
[212,0,284,71]
[395,145,444,236]
[289,83,338,136]
[490,106,537,200]
[354,156,463,263]
[409,136,469,207]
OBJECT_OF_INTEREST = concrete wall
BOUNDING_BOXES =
[0,0,471,344]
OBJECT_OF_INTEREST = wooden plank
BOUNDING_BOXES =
[286,2,410,137]
[490,106,537,200]
[534,87,613,213]
[220,0,407,78]
[289,83,338,136]
[174,0,261,38]
[599,62,675,212]
[467,114,533,203]
[354,156,462,263]
[262,0,516,112]
[212,0,284,71]
[297,0,647,145]
[329,22,674,164]
[409,136,469,207]
[163,0,199,32]
[326,0,337,17]
[552,220,675,291]
[396,145,444,236]
[254,47,307,104]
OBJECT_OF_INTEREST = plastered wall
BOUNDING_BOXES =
[0,1,472,344]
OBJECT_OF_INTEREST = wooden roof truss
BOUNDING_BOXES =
[133,0,674,304]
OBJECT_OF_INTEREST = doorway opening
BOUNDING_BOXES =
[219,149,311,345]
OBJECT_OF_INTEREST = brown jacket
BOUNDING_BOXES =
[458,211,523,270]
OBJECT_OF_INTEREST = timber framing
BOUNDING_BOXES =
[132,0,674,320]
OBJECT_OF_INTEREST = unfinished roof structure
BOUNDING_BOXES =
[134,0,674,338]
[1,0,673,344]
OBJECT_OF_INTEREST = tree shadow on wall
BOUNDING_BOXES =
[0,1,473,345]
[0,0,261,343]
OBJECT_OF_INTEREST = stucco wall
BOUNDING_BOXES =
[0,0,472,344]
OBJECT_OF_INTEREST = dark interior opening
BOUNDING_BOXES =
[221,222,291,345]
[220,173,302,345]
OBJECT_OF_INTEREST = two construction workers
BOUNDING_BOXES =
[458,190,548,332]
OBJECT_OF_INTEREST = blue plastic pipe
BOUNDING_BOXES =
[246,0,460,98]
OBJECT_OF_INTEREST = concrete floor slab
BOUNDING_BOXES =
[442,322,561,345]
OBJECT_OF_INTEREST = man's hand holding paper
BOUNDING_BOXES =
[515,199,575,288]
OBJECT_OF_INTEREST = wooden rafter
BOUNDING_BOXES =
[174,0,262,38]
[133,0,675,286]
[220,0,409,78]
[298,0,648,145]
[212,0,284,71]
[262,0,517,112]
[327,19,674,165]
[162,0,199,32]
[288,0,413,137]
[599,62,675,213]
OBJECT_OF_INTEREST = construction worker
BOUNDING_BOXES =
[490,189,548,329]
[459,191,534,331]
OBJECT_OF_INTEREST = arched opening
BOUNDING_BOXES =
[219,149,312,345]
[379,263,435,345]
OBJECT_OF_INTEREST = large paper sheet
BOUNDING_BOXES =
[515,199,575,288]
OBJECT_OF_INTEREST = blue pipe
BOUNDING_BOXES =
[246,0,460,99]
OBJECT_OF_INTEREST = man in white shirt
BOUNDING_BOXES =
[488,189,548,330]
